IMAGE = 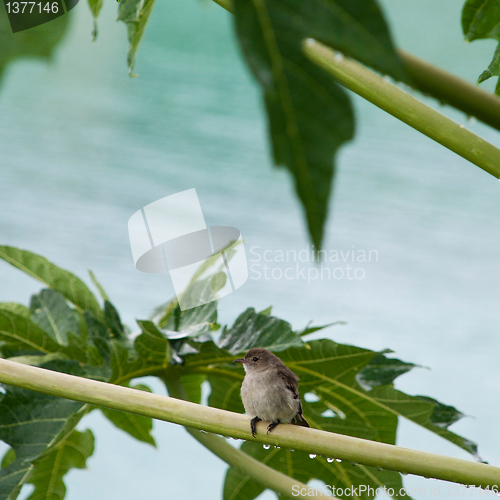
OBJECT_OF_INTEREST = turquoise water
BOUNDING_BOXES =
[1,0,499,498]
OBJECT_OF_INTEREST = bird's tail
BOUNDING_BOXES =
[292,413,310,427]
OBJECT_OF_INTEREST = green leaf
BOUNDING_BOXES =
[477,42,500,95]
[355,353,418,390]
[0,247,102,321]
[298,320,345,337]
[257,306,272,316]
[0,356,108,499]
[462,0,500,93]
[101,384,156,446]
[30,289,79,346]
[88,270,109,302]
[0,304,30,319]
[109,341,166,385]
[0,309,62,355]
[135,320,171,365]
[160,302,218,340]
[87,0,103,40]
[117,0,157,75]
[0,385,86,499]
[27,429,94,500]
[176,302,218,336]
[232,0,406,247]
[180,374,206,404]
[280,340,478,456]
[84,311,111,361]
[0,309,102,368]
[462,0,500,42]
[0,8,69,84]
[208,367,244,414]
[0,450,15,470]
[104,301,126,341]
[218,308,303,353]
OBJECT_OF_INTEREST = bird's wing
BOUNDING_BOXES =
[277,366,300,400]
[278,366,310,427]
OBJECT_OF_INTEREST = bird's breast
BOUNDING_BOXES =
[240,370,300,423]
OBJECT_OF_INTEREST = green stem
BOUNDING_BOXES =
[163,375,331,499]
[0,358,498,489]
[399,50,500,133]
[303,39,500,179]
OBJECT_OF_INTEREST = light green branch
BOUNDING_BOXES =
[163,375,332,499]
[399,51,500,133]
[0,358,498,489]
[303,39,500,179]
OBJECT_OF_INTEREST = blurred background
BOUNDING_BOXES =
[0,0,499,498]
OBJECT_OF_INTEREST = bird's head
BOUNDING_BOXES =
[233,347,282,373]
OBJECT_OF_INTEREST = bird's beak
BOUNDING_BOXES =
[233,358,248,363]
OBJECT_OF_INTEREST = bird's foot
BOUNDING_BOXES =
[267,420,280,434]
[250,417,261,438]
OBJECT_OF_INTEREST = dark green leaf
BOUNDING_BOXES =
[462,0,500,93]
[0,8,69,84]
[109,341,165,385]
[416,396,465,428]
[104,301,126,341]
[117,0,157,74]
[232,0,406,247]
[477,42,500,95]
[101,384,155,446]
[218,308,303,353]
[462,0,500,41]
[281,341,477,456]
[27,429,94,500]
[208,367,244,414]
[84,311,111,361]
[135,320,171,365]
[30,289,79,346]
[0,247,102,320]
[355,353,418,390]
[180,374,206,404]
[0,386,86,499]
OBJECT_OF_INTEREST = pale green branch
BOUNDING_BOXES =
[0,358,498,488]
[399,51,500,133]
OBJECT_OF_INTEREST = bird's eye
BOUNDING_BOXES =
[253,356,259,362]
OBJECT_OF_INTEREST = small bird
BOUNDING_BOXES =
[234,347,310,437]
